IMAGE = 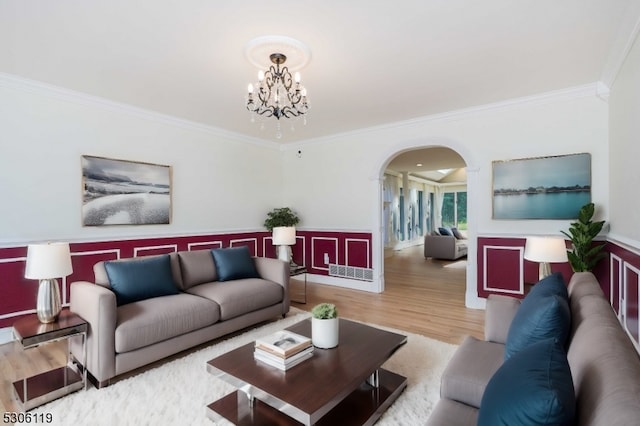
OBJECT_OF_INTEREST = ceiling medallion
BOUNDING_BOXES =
[245,36,311,139]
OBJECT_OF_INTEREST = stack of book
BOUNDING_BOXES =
[254,330,314,371]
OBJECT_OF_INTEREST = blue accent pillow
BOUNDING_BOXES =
[211,246,260,282]
[478,338,575,426]
[529,272,568,301]
[104,255,179,306]
[504,293,570,360]
[438,227,453,236]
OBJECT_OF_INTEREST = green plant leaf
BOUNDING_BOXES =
[561,202,606,272]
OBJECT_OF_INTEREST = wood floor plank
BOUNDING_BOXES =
[0,245,483,414]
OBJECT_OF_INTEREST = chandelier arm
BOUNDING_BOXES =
[280,106,303,118]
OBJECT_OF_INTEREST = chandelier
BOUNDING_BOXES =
[246,52,309,138]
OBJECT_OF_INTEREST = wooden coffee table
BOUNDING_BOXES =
[206,318,407,425]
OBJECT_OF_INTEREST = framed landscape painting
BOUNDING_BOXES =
[81,155,172,226]
[492,153,591,220]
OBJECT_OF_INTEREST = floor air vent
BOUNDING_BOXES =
[328,264,374,281]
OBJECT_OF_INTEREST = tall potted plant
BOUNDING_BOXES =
[561,202,606,272]
[311,303,339,349]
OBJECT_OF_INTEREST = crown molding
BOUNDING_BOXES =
[284,82,604,150]
[600,2,640,88]
[0,72,280,150]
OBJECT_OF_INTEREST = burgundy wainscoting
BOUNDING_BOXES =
[0,230,373,328]
[296,231,372,275]
[607,241,640,352]
[477,237,573,299]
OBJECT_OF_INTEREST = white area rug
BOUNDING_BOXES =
[26,311,457,425]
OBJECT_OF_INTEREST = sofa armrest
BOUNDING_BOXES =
[424,235,457,259]
[254,257,290,314]
[484,294,521,344]
[70,281,117,383]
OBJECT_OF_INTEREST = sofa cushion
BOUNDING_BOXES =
[478,338,575,426]
[115,293,220,353]
[187,278,283,320]
[440,336,505,408]
[505,293,570,360]
[104,255,179,306]
[177,250,217,290]
[211,246,260,282]
[567,294,640,426]
[426,398,479,426]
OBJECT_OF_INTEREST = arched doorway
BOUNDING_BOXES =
[371,139,484,309]
[383,147,466,252]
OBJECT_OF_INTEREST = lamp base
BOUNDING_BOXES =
[37,278,61,323]
[538,262,553,281]
[276,245,299,269]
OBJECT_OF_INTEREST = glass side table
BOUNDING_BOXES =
[289,266,307,304]
[12,309,88,411]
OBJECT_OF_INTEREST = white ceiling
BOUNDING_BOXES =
[386,147,466,182]
[0,1,637,143]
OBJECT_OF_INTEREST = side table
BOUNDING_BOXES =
[12,309,88,411]
[289,266,307,304]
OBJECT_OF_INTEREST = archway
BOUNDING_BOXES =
[371,138,484,309]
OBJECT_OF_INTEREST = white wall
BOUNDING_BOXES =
[282,88,609,301]
[0,76,283,245]
[609,30,640,245]
[283,91,609,235]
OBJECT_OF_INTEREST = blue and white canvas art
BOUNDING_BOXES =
[81,156,171,226]
[492,153,591,220]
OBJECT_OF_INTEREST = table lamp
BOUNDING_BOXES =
[25,242,73,323]
[523,236,568,280]
[272,226,298,269]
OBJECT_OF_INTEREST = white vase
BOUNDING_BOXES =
[312,317,339,349]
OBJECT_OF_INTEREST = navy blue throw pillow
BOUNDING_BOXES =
[528,272,568,302]
[505,293,570,360]
[211,246,260,282]
[438,227,453,236]
[478,338,575,426]
[104,255,179,306]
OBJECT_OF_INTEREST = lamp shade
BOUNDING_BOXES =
[25,242,73,279]
[523,237,568,263]
[272,226,296,245]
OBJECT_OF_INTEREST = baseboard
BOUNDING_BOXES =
[0,326,15,345]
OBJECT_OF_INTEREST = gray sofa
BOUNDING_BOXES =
[427,272,640,425]
[70,249,289,388]
[423,234,467,260]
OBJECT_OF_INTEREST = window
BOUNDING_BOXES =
[442,191,467,230]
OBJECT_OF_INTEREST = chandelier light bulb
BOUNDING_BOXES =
[294,72,301,83]
[301,88,307,97]
[247,83,254,93]
[258,70,264,81]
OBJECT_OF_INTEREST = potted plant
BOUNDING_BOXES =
[311,303,339,349]
[264,208,301,265]
[263,207,300,231]
[561,202,607,272]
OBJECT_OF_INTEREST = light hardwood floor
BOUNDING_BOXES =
[0,245,483,414]
[292,245,484,344]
